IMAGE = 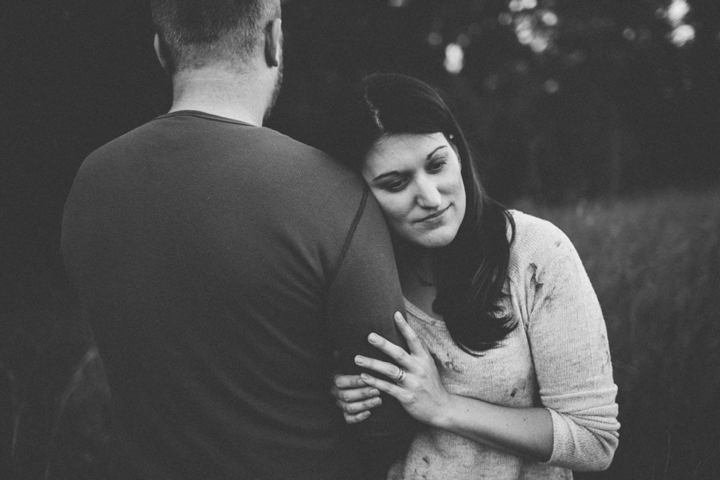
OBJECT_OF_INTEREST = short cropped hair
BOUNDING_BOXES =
[151,0,280,73]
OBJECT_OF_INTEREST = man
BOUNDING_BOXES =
[61,1,414,478]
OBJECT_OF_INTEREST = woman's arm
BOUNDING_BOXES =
[350,312,554,462]
[515,222,620,471]
[427,390,553,460]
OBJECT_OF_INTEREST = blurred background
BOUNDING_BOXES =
[1,0,719,478]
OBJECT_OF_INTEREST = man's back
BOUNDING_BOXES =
[62,111,411,479]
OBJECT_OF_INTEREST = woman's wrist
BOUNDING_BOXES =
[429,393,463,430]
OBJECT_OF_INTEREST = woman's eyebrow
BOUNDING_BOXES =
[371,145,448,182]
[424,145,447,161]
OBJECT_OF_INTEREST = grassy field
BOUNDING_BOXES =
[3,188,719,479]
[515,189,720,479]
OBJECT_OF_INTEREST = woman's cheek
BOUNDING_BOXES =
[379,196,412,233]
[385,202,409,228]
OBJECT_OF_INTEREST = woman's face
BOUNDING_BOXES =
[362,132,466,249]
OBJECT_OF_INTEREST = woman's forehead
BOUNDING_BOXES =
[365,132,447,168]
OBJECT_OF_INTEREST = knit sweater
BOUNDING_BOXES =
[388,210,620,480]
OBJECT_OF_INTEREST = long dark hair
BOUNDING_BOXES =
[333,73,517,354]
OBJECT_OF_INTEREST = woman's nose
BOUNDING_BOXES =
[416,178,442,208]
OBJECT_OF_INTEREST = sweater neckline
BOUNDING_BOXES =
[403,298,446,328]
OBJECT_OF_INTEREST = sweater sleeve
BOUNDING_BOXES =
[327,188,417,478]
[524,223,620,471]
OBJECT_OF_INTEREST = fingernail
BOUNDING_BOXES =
[361,411,371,419]
[370,389,380,396]
[368,333,378,344]
[370,398,382,406]
[355,356,365,366]
[394,312,403,321]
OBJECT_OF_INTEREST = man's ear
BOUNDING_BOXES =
[264,18,282,67]
[154,33,171,72]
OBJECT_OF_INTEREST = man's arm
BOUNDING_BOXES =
[327,188,417,477]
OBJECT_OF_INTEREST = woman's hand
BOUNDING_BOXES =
[330,374,383,424]
[333,312,555,461]
[354,311,453,427]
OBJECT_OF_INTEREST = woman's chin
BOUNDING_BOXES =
[402,229,457,249]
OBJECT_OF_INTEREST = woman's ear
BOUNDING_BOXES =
[264,18,282,68]
[447,134,461,169]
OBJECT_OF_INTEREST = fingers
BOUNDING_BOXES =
[330,375,382,425]
[336,395,382,415]
[331,385,380,403]
[366,331,410,367]
[344,410,372,424]
[359,373,407,401]
[332,374,367,389]
[393,312,426,355]
[357,312,425,377]
[355,354,404,382]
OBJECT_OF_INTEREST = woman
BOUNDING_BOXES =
[329,73,619,479]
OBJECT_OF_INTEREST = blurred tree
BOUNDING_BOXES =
[271,0,719,201]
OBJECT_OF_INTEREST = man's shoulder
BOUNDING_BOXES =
[255,126,335,163]
[246,127,368,198]
[80,116,167,165]
[81,113,359,183]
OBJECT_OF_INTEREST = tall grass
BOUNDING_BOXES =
[515,189,720,479]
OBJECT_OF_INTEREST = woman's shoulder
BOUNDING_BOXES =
[507,210,574,262]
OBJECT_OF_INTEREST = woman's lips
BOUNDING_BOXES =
[415,204,451,223]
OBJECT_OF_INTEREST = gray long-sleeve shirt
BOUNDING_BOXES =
[62,111,414,480]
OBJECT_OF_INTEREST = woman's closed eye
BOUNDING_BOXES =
[381,177,409,192]
[427,158,447,173]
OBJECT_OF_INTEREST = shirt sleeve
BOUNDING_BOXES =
[327,188,418,476]
[524,223,620,471]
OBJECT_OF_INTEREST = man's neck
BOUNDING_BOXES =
[168,66,272,126]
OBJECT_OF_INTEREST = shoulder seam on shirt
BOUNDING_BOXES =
[328,186,370,288]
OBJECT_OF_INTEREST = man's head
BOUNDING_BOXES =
[151,0,282,74]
